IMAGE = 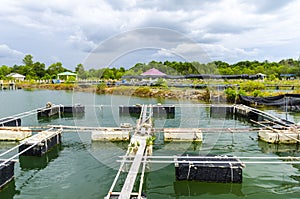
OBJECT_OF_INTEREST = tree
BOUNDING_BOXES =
[46,62,68,78]
[33,62,46,78]
[23,54,33,66]
[0,65,12,79]
[75,63,87,79]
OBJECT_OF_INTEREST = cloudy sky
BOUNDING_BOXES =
[1,0,300,70]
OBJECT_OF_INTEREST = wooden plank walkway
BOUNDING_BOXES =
[119,136,147,199]
[106,105,152,199]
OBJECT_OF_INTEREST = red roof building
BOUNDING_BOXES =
[141,68,166,76]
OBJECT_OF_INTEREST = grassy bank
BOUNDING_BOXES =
[16,79,300,103]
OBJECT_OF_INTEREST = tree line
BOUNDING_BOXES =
[126,59,300,80]
[0,54,299,80]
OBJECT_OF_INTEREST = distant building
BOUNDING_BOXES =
[57,72,77,80]
[6,73,25,81]
[141,68,166,76]
[280,74,296,80]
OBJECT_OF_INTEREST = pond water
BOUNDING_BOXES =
[0,89,299,199]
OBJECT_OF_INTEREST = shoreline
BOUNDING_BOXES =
[17,81,299,104]
[17,83,227,103]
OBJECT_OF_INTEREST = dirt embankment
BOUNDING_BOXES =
[17,83,227,102]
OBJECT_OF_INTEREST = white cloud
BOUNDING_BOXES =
[202,44,260,62]
[67,29,97,52]
[0,0,300,68]
[155,48,176,58]
[0,44,24,58]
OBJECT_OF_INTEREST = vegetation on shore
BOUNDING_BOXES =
[2,54,300,103]
[1,54,300,80]
[15,78,300,104]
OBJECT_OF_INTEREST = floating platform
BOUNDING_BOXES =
[175,156,243,183]
[119,105,175,117]
[60,104,85,114]
[210,105,233,119]
[19,144,61,169]
[37,106,60,117]
[0,127,32,141]
[91,128,130,141]
[258,129,300,144]
[0,117,21,127]
[19,129,62,156]
[164,128,202,142]
[0,160,15,189]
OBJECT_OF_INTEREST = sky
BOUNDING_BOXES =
[1,0,300,70]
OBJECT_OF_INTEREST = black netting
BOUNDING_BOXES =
[239,94,300,107]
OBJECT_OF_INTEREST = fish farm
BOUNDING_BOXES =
[0,99,300,199]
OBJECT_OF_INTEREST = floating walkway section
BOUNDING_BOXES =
[0,127,62,189]
[0,127,32,141]
[164,128,202,142]
[19,128,62,156]
[105,105,152,199]
[91,127,131,141]
[210,104,300,144]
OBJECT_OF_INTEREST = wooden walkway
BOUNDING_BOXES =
[106,105,153,199]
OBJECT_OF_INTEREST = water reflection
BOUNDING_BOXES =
[258,140,299,154]
[37,114,59,123]
[173,181,244,197]
[19,144,62,170]
[60,112,85,119]
[0,179,19,199]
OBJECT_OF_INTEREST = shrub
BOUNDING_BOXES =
[240,81,265,92]
[96,82,107,94]
[134,86,151,96]
[65,76,76,84]
[225,88,237,102]
[153,78,168,88]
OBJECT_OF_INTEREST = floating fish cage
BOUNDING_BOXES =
[210,106,233,119]
[19,144,61,169]
[175,156,244,183]
[60,104,85,114]
[0,160,15,189]
[0,117,21,127]
[37,106,60,117]
[119,105,175,117]
[19,133,62,156]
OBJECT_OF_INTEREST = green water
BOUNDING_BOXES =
[0,89,299,199]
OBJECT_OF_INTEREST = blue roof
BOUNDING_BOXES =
[280,74,296,77]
